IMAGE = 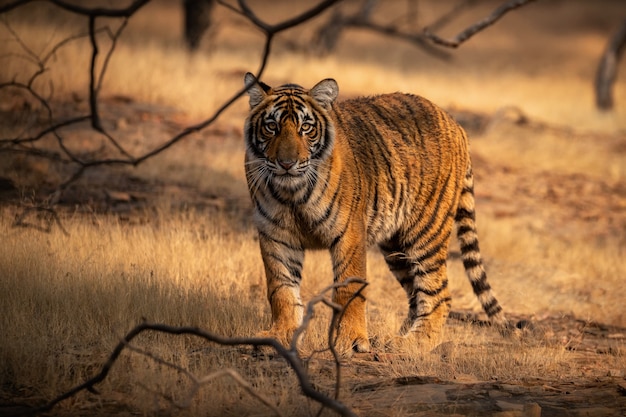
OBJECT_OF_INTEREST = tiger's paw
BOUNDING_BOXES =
[385,333,440,353]
[254,326,299,354]
[334,329,371,356]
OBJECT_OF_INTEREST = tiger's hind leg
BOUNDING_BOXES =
[381,238,452,348]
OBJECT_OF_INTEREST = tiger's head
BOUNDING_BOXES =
[243,73,338,194]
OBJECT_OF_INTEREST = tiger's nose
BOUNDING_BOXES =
[277,159,296,170]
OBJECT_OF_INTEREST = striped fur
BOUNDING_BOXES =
[243,73,507,353]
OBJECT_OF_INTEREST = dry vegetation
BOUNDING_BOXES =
[1,0,625,416]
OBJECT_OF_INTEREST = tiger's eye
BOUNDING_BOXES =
[300,122,314,134]
[264,121,278,134]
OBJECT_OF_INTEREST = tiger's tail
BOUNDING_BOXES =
[455,166,508,327]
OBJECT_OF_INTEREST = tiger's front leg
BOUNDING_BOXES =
[331,235,370,354]
[258,233,305,349]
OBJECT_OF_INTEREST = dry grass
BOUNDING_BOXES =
[2,1,626,130]
[1,0,625,415]
[2,201,623,414]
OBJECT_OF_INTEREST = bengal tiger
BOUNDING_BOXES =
[243,72,508,353]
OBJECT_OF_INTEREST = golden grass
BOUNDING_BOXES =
[2,1,626,131]
[1,0,625,415]
[2,202,623,414]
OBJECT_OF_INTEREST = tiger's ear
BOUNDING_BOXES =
[310,78,338,109]
[244,72,271,109]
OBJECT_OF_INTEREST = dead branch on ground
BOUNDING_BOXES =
[23,279,366,417]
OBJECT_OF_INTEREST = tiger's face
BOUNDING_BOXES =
[244,73,338,194]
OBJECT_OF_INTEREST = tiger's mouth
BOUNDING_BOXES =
[274,167,305,177]
[270,159,310,177]
[272,167,306,186]
[268,161,313,191]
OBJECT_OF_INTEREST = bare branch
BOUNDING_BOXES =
[95,19,129,93]
[0,116,90,146]
[1,0,346,204]
[31,319,359,416]
[0,81,53,119]
[237,0,341,35]
[425,0,480,34]
[313,0,449,59]
[423,0,537,48]
[0,16,40,66]
[17,280,372,416]
[340,17,449,59]
[125,343,285,416]
[12,205,70,236]
[87,15,101,131]
[0,0,151,17]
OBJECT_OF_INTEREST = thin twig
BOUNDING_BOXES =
[0,0,151,17]
[95,19,128,94]
[124,343,285,416]
[20,281,371,416]
[425,0,480,34]
[0,116,91,145]
[423,0,537,48]
[12,206,70,236]
[29,321,358,417]
[1,0,344,201]
[0,81,53,119]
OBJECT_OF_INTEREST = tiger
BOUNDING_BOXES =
[243,72,508,353]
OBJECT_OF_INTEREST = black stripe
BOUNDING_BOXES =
[268,283,298,303]
[331,196,361,278]
[414,257,447,276]
[292,173,317,205]
[456,224,475,237]
[309,183,341,228]
[415,278,448,297]
[329,233,342,250]
[462,257,482,270]
[411,241,446,268]
[416,297,452,319]
[328,208,353,251]
[258,229,302,252]
[267,253,303,282]
[469,271,491,295]
[402,163,453,248]
[386,256,410,272]
[455,207,475,222]
[398,258,446,286]
[460,240,480,255]
[484,300,503,316]
[399,95,422,142]
[352,114,396,199]
[255,201,283,228]
[370,103,398,132]
[312,113,333,158]
[333,242,360,279]
[402,185,453,250]
[267,180,295,206]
